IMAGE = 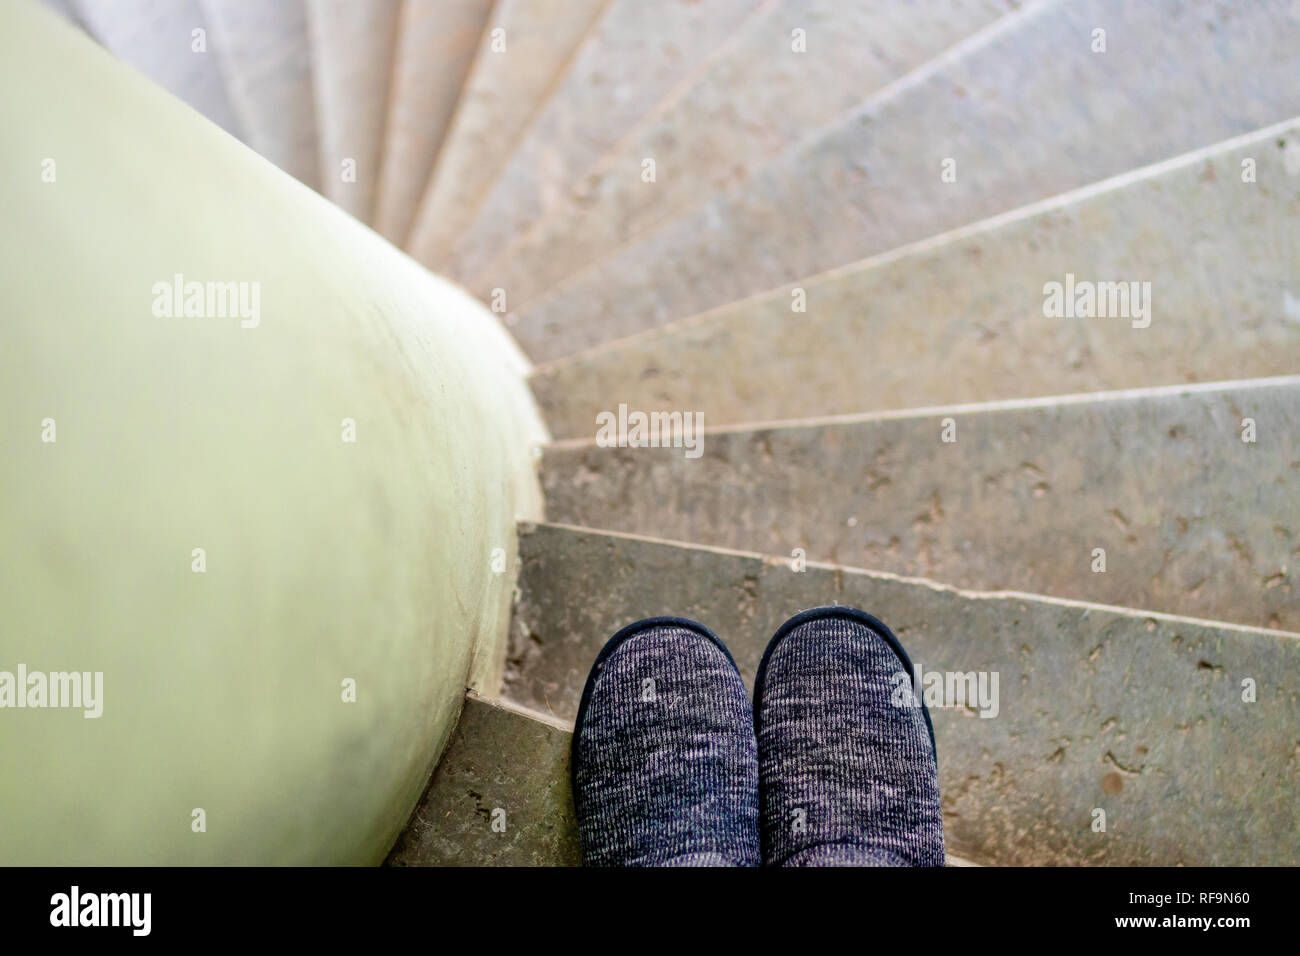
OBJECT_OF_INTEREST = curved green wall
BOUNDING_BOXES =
[0,2,546,864]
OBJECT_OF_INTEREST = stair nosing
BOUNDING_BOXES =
[523,521,1300,642]
[542,374,1300,447]
[467,688,574,732]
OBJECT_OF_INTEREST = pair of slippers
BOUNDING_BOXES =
[571,605,944,866]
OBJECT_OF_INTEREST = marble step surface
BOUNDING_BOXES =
[531,120,1300,438]
[434,0,763,281]
[500,522,1300,866]
[540,379,1300,632]
[510,0,1300,363]
[465,0,1017,317]
[405,0,610,267]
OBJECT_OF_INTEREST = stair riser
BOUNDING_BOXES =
[532,122,1300,436]
[542,382,1300,632]
[513,0,1300,362]
[507,524,1300,866]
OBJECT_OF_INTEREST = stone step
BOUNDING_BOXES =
[306,0,401,222]
[385,691,979,866]
[502,522,1300,866]
[405,0,609,267]
[371,0,492,244]
[386,694,580,866]
[435,0,762,282]
[509,0,1300,363]
[70,0,243,136]
[201,0,320,189]
[463,0,1015,316]
[541,378,1300,632]
[531,120,1300,438]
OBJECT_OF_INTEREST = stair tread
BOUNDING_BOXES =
[541,378,1300,632]
[508,0,1300,363]
[387,691,981,866]
[465,0,1013,310]
[306,0,401,222]
[372,0,492,244]
[71,0,243,137]
[501,522,1300,866]
[532,120,1300,438]
[202,0,320,189]
[438,0,761,283]
[406,0,609,269]
[386,693,581,866]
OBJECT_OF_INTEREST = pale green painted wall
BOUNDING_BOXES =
[0,2,546,864]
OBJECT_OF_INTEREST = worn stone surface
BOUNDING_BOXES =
[441,0,760,282]
[386,694,581,866]
[386,689,977,866]
[202,0,320,189]
[532,122,1300,438]
[372,0,492,244]
[542,380,1300,632]
[505,523,1300,866]
[406,0,609,268]
[306,0,401,222]
[71,0,242,136]
[467,0,1015,310]
[511,0,1300,363]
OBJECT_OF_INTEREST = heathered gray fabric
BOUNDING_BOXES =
[783,844,910,867]
[756,614,944,867]
[573,623,761,866]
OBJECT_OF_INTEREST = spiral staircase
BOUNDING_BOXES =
[29,0,1300,866]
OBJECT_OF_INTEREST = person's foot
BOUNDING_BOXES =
[754,606,944,866]
[571,617,760,866]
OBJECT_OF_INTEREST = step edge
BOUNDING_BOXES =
[466,687,574,732]
[519,521,1300,642]
[543,374,1300,447]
